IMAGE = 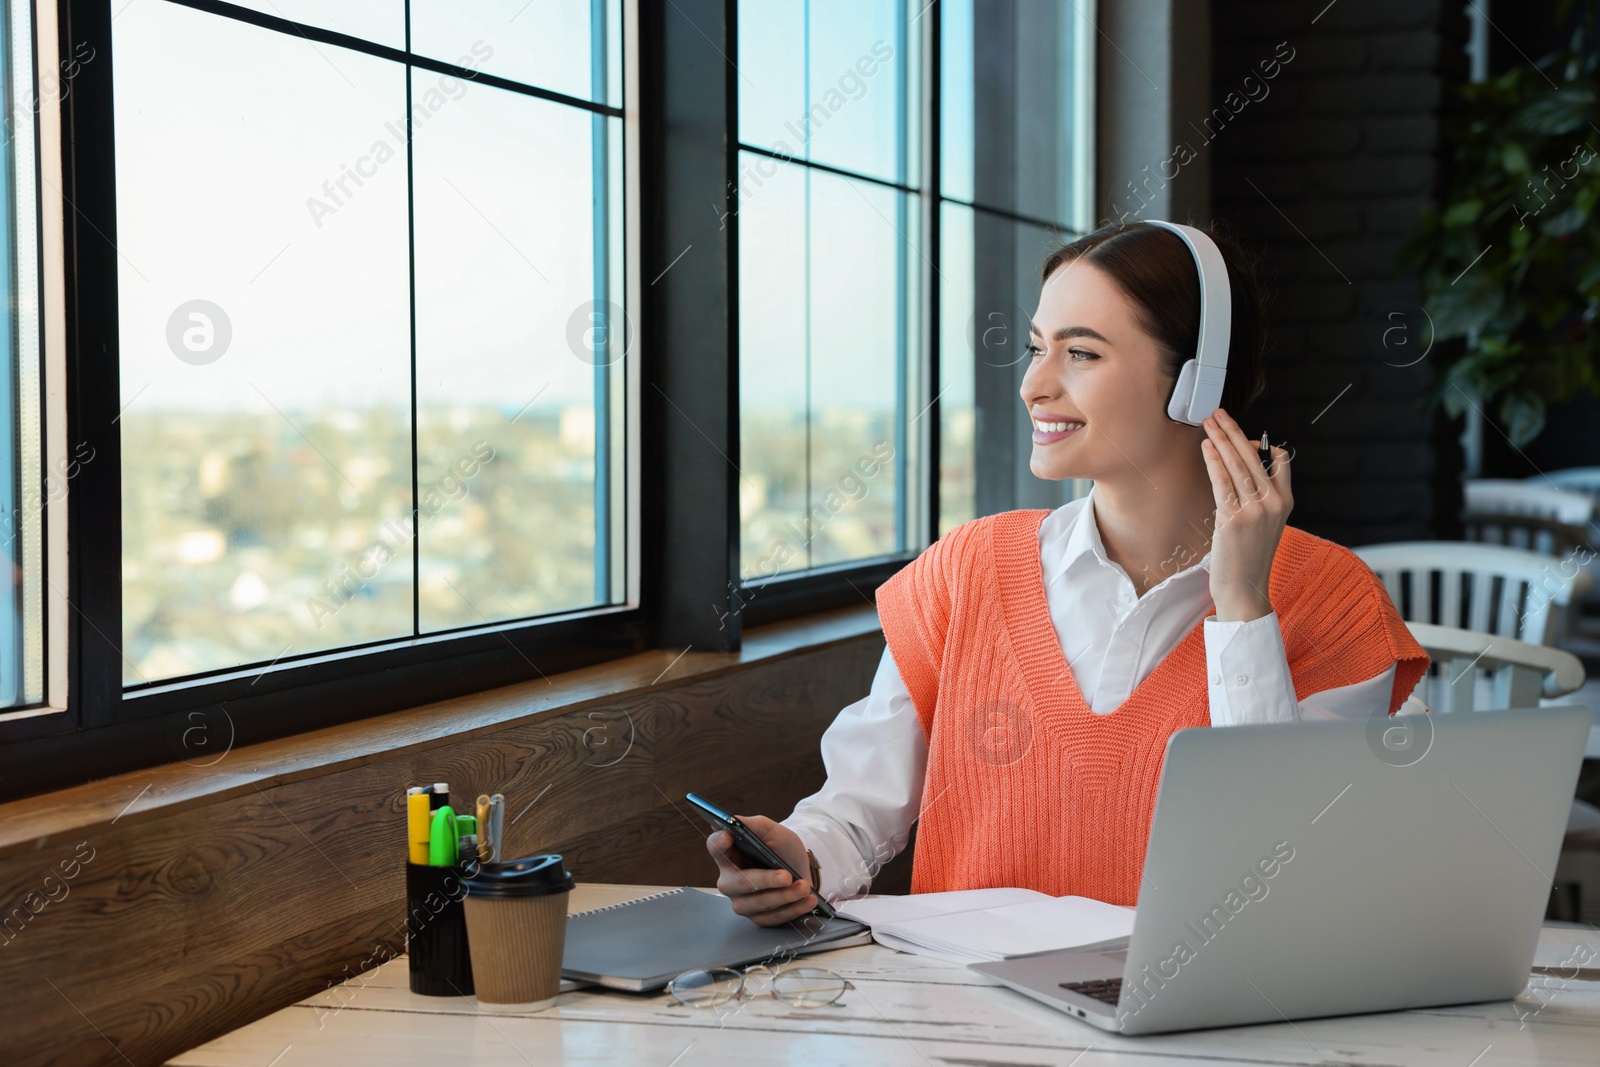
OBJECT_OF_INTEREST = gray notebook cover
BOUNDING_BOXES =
[562,886,870,992]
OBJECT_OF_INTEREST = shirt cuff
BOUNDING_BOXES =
[1204,610,1302,726]
[781,814,876,903]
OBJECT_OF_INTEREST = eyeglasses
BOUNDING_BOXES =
[666,964,854,1008]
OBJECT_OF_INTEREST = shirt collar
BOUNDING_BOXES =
[1045,484,1212,589]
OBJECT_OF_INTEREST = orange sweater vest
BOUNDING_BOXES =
[876,509,1430,905]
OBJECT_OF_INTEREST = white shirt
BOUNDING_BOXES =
[783,488,1419,901]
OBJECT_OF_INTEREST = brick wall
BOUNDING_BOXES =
[1209,0,1470,545]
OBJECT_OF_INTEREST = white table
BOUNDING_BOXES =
[174,884,1600,1066]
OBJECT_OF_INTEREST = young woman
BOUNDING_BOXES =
[708,219,1431,927]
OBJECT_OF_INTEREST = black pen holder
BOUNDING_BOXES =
[405,861,476,996]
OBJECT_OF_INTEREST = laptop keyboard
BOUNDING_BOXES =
[1060,978,1121,1005]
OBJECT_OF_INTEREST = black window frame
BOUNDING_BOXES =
[0,0,1086,797]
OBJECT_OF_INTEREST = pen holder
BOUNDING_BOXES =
[405,860,476,996]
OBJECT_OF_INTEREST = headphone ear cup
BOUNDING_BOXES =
[1167,358,1201,425]
[1148,220,1232,427]
[1189,363,1227,423]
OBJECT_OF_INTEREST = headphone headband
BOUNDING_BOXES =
[1144,220,1232,426]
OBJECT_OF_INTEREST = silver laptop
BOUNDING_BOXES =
[970,705,1591,1035]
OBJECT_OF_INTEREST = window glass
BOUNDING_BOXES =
[737,156,808,579]
[806,169,907,568]
[941,0,1088,227]
[738,0,914,186]
[412,77,625,628]
[939,0,1093,529]
[116,4,413,681]
[114,0,627,684]
[0,0,43,708]
[225,0,404,49]
[938,201,975,536]
[939,0,974,204]
[737,154,917,579]
[410,0,623,107]
[736,0,919,582]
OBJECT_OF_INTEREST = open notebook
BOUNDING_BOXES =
[562,887,870,992]
[837,887,1135,964]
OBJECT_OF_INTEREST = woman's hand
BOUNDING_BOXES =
[706,815,821,927]
[1200,407,1293,622]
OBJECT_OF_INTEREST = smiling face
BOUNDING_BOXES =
[1020,257,1201,483]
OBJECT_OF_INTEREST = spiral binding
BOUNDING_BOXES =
[567,886,687,918]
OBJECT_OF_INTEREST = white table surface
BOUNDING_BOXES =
[172,884,1600,1067]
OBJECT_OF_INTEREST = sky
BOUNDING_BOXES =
[113,0,614,415]
[110,0,1079,417]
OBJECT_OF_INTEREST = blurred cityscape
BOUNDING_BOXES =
[121,405,605,685]
[740,407,901,581]
[122,401,976,685]
[738,405,976,579]
[940,407,976,536]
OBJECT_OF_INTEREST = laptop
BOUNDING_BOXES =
[970,704,1592,1035]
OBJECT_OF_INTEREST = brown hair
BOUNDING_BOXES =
[1038,220,1268,417]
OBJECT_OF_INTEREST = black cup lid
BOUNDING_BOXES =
[462,854,574,898]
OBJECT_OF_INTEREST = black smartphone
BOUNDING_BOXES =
[686,792,836,920]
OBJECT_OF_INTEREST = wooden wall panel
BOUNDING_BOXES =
[0,632,888,1066]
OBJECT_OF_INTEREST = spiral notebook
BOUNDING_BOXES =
[561,886,871,992]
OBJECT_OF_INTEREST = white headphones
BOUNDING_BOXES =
[1144,220,1232,426]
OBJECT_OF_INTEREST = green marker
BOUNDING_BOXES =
[428,805,457,866]
[454,815,479,868]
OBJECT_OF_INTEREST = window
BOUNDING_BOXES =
[735,1,923,583]
[0,0,45,711]
[111,0,629,686]
[734,0,1096,581]
[938,0,1094,532]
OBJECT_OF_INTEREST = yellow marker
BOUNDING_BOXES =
[407,790,431,865]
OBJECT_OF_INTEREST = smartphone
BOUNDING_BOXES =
[686,792,836,920]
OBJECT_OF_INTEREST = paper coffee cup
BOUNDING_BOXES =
[462,854,575,1011]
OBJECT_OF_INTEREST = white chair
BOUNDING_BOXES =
[1521,469,1600,620]
[1401,621,1596,839]
[1403,621,1585,712]
[1468,479,1597,525]
[1538,467,1600,502]
[1463,479,1595,565]
[1353,540,1579,646]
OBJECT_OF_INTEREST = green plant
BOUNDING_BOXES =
[1399,1,1600,446]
